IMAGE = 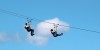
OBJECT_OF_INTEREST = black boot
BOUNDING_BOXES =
[31,33,34,36]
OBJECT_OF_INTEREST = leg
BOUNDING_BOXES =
[27,29,30,32]
[30,29,34,36]
[56,33,63,36]
[52,32,57,37]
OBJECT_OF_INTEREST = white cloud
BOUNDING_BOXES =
[12,33,24,42]
[27,34,48,46]
[36,18,69,36]
[0,32,24,42]
[27,18,70,46]
[0,33,9,42]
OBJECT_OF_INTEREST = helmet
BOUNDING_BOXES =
[25,23,27,25]
[50,29,53,31]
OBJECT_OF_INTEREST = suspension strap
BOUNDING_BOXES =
[27,18,33,24]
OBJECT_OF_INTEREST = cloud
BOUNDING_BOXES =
[27,34,48,46]
[36,18,69,36]
[0,32,24,42]
[0,33,9,42]
[27,18,69,46]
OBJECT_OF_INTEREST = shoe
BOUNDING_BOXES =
[31,34,34,36]
[60,33,63,36]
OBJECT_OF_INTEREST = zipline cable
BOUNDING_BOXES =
[0,9,100,33]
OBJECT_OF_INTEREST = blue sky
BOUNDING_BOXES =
[0,0,100,50]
